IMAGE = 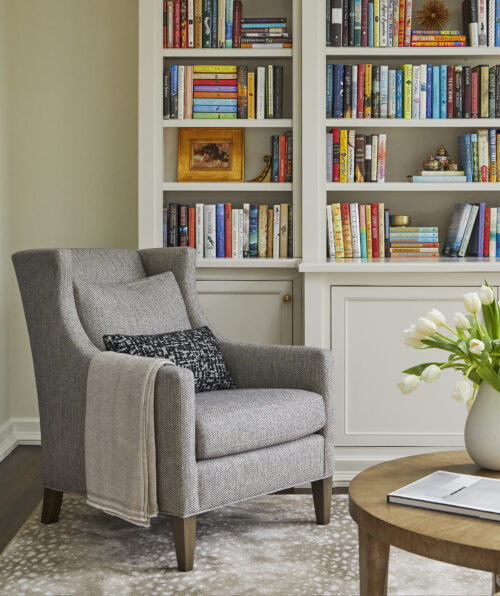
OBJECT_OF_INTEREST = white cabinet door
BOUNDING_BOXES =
[331,285,498,447]
[197,280,293,345]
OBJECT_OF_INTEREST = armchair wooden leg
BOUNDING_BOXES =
[41,487,63,524]
[170,515,196,571]
[311,477,333,525]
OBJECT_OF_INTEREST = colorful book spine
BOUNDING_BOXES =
[332,203,345,256]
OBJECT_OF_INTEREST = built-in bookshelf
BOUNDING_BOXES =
[139,0,301,266]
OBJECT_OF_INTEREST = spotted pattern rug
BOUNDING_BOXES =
[0,494,491,595]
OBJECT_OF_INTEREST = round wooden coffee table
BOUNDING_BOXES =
[349,450,500,596]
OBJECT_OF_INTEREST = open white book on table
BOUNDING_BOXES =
[387,470,500,522]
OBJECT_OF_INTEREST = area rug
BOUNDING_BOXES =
[0,494,491,595]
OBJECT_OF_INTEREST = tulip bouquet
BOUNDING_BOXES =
[399,283,500,410]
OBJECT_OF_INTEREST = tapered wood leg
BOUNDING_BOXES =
[311,476,333,525]
[358,528,390,596]
[170,515,196,572]
[41,487,63,524]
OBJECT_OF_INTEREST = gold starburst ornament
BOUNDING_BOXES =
[415,0,451,30]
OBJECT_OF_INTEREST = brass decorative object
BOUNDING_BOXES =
[423,155,440,171]
[447,160,459,171]
[435,144,450,169]
[248,155,272,182]
[415,0,450,30]
[390,215,411,227]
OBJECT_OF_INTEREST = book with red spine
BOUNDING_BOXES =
[193,79,237,85]
[484,207,490,256]
[174,0,181,48]
[332,128,341,183]
[279,135,287,183]
[233,1,242,48]
[371,203,379,258]
[163,1,167,48]
[357,64,365,118]
[340,203,353,258]
[180,0,188,48]
[224,204,232,258]
[471,71,479,118]
[398,0,406,46]
[447,65,454,118]
[361,0,369,46]
[188,207,195,248]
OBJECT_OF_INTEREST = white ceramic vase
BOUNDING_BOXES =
[464,382,500,471]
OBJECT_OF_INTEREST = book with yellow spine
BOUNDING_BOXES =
[364,65,373,118]
[366,204,372,258]
[341,203,353,257]
[258,204,268,258]
[248,72,255,119]
[399,64,412,118]
[378,203,385,258]
[374,0,380,46]
[193,64,237,73]
[497,132,500,181]
[331,203,345,257]
[340,129,348,182]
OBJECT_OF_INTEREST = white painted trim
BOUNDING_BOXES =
[0,418,41,462]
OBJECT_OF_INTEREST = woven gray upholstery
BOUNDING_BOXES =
[195,388,326,460]
[12,246,334,519]
[74,272,191,350]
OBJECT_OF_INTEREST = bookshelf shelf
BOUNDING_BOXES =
[299,257,500,273]
[163,182,293,192]
[163,119,294,128]
[326,119,500,128]
[326,47,500,57]
[326,183,500,192]
[197,258,299,268]
[163,49,293,58]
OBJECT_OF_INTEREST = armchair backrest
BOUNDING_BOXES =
[12,247,209,494]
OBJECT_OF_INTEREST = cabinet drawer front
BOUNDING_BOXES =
[197,280,293,345]
[331,285,498,447]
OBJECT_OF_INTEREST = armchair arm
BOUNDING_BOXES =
[219,341,334,476]
[154,364,199,518]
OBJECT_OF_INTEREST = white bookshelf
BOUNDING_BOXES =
[163,182,293,191]
[326,118,500,128]
[325,183,500,192]
[327,47,500,56]
[164,48,293,58]
[163,118,294,128]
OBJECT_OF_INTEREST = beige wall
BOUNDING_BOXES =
[2,0,139,422]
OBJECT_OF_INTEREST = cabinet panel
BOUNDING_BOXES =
[331,285,498,447]
[197,280,293,345]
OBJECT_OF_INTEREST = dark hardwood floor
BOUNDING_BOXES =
[0,445,347,554]
[0,445,42,552]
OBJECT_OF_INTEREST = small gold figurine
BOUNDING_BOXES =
[248,155,272,182]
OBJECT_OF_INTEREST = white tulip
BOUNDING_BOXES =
[427,308,446,327]
[421,364,441,383]
[464,292,481,314]
[403,325,426,348]
[478,285,495,305]
[415,317,437,337]
[452,379,471,402]
[454,312,471,330]
[469,339,485,355]
[397,375,421,395]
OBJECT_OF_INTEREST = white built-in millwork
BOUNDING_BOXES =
[327,118,500,128]
[326,182,500,192]
[164,118,294,128]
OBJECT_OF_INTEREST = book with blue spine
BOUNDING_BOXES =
[443,203,472,256]
[458,134,473,182]
[216,204,225,257]
[193,105,238,112]
[477,202,486,256]
[425,64,432,118]
[170,65,178,118]
[497,207,500,257]
[354,0,362,44]
[368,2,374,45]
[333,64,344,118]
[396,69,403,118]
[193,98,237,105]
[440,64,447,118]
[271,135,280,182]
[496,0,500,45]
[432,66,440,118]
[249,205,258,257]
[225,0,233,47]
[411,176,466,182]
[326,135,334,182]
[326,64,334,117]
[391,234,439,240]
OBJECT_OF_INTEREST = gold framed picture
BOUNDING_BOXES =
[177,128,245,182]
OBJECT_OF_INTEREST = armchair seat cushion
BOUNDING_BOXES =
[194,388,326,460]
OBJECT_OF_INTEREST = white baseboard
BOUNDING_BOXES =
[0,417,41,462]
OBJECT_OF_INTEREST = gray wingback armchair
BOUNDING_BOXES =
[12,247,334,571]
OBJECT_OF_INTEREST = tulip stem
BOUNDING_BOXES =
[443,324,460,337]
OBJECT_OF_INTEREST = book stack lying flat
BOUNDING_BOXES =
[443,202,500,257]
[240,17,292,48]
[163,203,293,259]
[326,202,390,259]
[410,171,467,183]
[390,227,439,258]
[193,64,237,118]
[326,130,386,183]
[411,30,466,47]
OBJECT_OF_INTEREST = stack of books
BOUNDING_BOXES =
[458,129,500,182]
[163,64,284,119]
[240,17,292,48]
[326,130,386,183]
[443,202,500,257]
[162,1,292,49]
[326,64,500,120]
[326,202,390,258]
[326,0,500,47]
[409,171,466,183]
[163,203,293,259]
[390,227,439,258]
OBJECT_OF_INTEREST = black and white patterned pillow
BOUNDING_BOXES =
[103,326,235,393]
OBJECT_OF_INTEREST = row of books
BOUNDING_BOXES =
[326,63,500,120]
[443,202,500,257]
[162,0,292,49]
[163,64,284,119]
[270,133,293,183]
[458,129,500,182]
[462,0,500,47]
[390,226,439,258]
[326,130,386,183]
[326,202,389,258]
[163,203,293,258]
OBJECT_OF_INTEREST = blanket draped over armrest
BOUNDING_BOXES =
[85,351,173,527]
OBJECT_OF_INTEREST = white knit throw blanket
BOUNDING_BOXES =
[85,351,173,527]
